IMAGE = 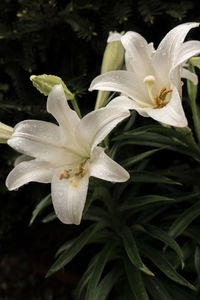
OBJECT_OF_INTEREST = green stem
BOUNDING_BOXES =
[71,96,82,118]
[187,63,200,143]
[190,98,200,143]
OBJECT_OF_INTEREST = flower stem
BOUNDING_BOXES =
[187,63,200,143]
[71,96,82,118]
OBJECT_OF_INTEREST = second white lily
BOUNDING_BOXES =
[90,23,200,127]
[6,85,130,225]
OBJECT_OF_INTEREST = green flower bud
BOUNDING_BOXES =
[30,74,74,100]
[0,122,13,143]
[95,32,125,109]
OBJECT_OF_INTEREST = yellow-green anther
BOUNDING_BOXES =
[30,74,74,100]
[95,32,125,109]
[0,122,13,143]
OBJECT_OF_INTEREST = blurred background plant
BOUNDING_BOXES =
[0,0,200,299]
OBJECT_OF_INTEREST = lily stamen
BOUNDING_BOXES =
[153,88,173,109]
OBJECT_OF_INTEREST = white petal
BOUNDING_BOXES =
[153,23,199,79]
[6,159,53,191]
[181,68,198,85]
[147,87,188,127]
[89,71,147,106]
[75,105,130,152]
[121,31,154,76]
[47,84,80,134]
[174,41,200,69]
[8,120,80,166]
[107,95,135,110]
[89,147,129,182]
[14,154,33,166]
[51,170,89,225]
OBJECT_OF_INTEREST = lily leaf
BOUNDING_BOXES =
[119,226,154,276]
[29,194,52,226]
[141,246,197,291]
[168,200,200,239]
[85,242,117,300]
[46,221,107,277]
[124,257,150,300]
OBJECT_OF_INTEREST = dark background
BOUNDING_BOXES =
[0,0,199,299]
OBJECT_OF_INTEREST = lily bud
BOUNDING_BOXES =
[0,122,13,143]
[95,32,125,109]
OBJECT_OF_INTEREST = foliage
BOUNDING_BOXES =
[0,0,200,299]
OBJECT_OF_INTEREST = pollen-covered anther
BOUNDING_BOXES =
[59,169,72,180]
[153,88,173,109]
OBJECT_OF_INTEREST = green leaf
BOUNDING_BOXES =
[124,258,150,300]
[122,148,161,168]
[168,200,200,239]
[141,224,184,268]
[131,171,181,185]
[141,246,197,291]
[194,246,200,278]
[85,242,117,300]
[29,194,52,226]
[93,265,123,300]
[30,74,74,100]
[120,195,175,211]
[119,226,154,276]
[144,276,172,300]
[46,221,107,277]
[42,212,57,223]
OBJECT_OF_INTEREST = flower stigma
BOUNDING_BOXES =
[59,162,86,188]
[143,75,172,109]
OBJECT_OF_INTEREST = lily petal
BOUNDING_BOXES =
[174,41,200,70]
[51,170,89,225]
[147,87,188,127]
[121,31,154,77]
[47,85,80,135]
[89,146,130,182]
[8,120,80,165]
[76,105,130,152]
[107,95,135,110]
[89,70,148,106]
[153,23,199,79]
[6,159,53,191]
[181,68,198,85]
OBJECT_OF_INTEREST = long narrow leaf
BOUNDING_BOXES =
[29,194,52,225]
[85,242,117,300]
[119,226,154,276]
[124,257,150,300]
[168,200,200,239]
[141,246,196,291]
[46,221,107,277]
[94,265,123,300]
[141,224,184,268]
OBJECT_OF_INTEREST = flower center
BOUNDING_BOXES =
[143,75,172,109]
[59,162,86,188]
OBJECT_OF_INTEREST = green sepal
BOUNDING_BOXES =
[30,74,74,100]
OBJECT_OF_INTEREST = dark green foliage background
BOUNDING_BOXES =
[0,0,200,299]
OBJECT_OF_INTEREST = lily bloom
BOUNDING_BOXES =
[6,85,130,225]
[90,23,200,127]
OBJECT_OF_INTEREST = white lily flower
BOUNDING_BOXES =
[6,85,130,225]
[90,23,200,127]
